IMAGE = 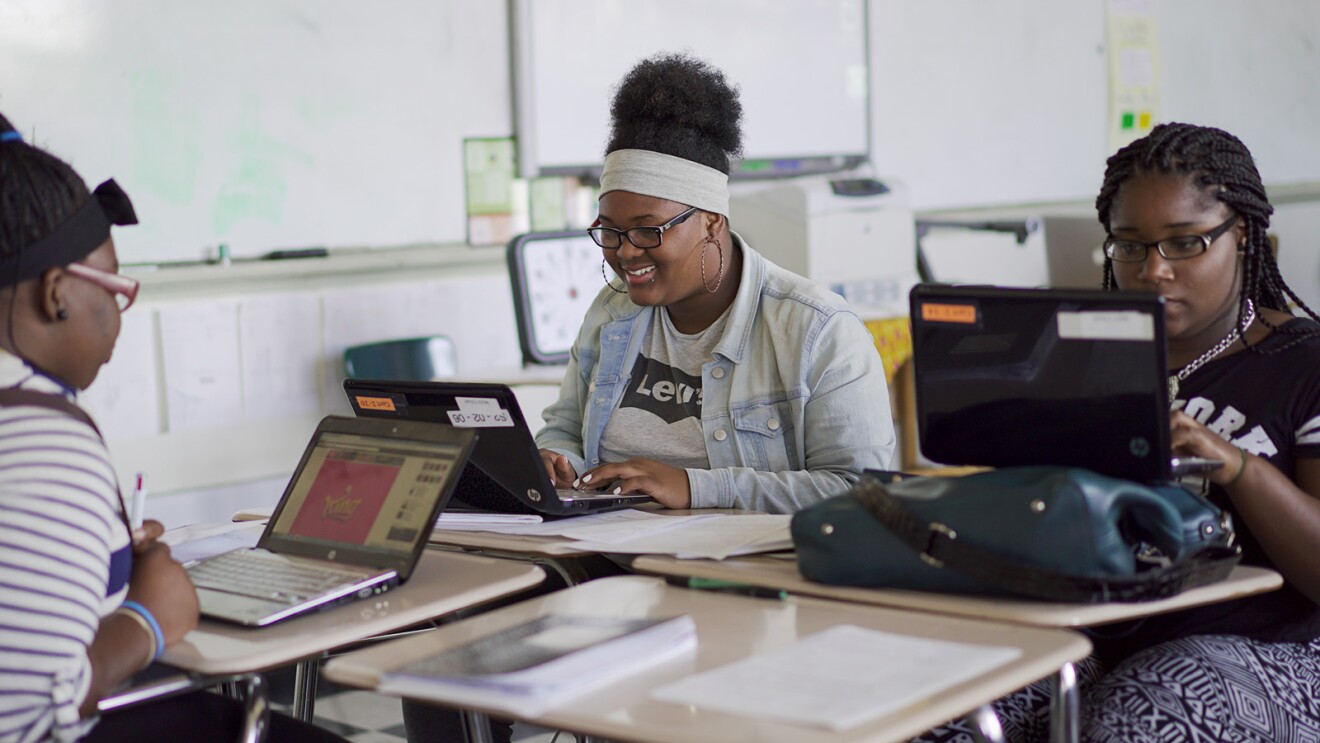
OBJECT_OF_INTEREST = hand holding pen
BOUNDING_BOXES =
[129,472,157,548]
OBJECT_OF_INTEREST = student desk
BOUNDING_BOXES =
[102,550,546,737]
[323,575,1092,743]
[633,555,1282,742]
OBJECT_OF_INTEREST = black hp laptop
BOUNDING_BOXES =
[909,284,1220,483]
[344,380,652,517]
[187,415,476,626]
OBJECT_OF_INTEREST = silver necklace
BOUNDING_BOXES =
[1168,299,1256,403]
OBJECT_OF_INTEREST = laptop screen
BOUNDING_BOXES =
[909,285,1172,481]
[263,422,473,573]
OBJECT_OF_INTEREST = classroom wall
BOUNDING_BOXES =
[5,1,1317,520]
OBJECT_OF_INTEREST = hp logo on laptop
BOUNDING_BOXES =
[1129,437,1151,458]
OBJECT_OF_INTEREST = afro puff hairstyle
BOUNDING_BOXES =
[605,53,743,175]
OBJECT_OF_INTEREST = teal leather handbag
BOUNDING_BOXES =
[791,467,1240,603]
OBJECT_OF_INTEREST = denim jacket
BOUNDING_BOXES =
[535,235,895,513]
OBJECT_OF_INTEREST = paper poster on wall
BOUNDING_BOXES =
[159,300,243,432]
[240,293,323,421]
[1106,0,1162,151]
[464,137,527,246]
[79,307,161,440]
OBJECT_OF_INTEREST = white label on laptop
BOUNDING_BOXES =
[456,397,501,413]
[447,408,514,428]
[1057,311,1154,341]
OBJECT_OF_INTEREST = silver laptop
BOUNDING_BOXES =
[187,415,476,626]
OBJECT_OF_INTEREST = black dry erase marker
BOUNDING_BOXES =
[681,577,787,600]
[264,247,329,260]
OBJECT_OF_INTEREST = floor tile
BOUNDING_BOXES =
[315,690,407,731]
[346,732,409,743]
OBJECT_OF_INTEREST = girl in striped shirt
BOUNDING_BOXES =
[0,114,345,742]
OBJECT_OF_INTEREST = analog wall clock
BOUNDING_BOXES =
[507,231,606,365]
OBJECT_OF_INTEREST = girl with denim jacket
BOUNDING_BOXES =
[532,53,896,514]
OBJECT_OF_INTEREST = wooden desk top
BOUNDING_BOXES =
[633,554,1282,628]
[160,550,546,676]
[325,575,1091,743]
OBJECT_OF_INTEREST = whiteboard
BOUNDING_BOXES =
[1155,0,1320,187]
[869,0,1110,210]
[4,1,1318,264]
[0,0,511,264]
[868,0,1320,211]
[512,0,870,177]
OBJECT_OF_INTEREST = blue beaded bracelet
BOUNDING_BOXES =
[119,600,165,660]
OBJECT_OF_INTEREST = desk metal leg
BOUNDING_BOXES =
[292,656,321,723]
[461,709,494,743]
[967,704,1006,743]
[238,673,271,743]
[1049,661,1080,743]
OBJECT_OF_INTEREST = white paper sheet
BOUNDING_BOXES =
[652,624,1022,732]
[159,300,242,431]
[571,515,792,560]
[79,307,160,440]
[453,509,792,559]
[509,509,714,543]
[162,521,265,563]
[239,293,323,420]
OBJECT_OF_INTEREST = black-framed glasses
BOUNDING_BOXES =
[586,206,698,249]
[1103,215,1238,263]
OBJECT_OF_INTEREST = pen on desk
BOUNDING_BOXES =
[130,472,148,532]
[674,576,788,600]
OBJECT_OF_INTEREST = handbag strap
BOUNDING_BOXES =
[849,475,1239,603]
[0,387,102,436]
[0,387,130,534]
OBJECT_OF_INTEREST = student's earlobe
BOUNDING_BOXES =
[38,267,67,322]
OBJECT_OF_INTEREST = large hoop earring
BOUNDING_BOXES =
[602,259,627,294]
[700,236,725,294]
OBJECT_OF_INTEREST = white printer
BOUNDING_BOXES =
[729,175,918,317]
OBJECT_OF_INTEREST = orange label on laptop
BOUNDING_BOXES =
[355,396,397,412]
[920,302,978,324]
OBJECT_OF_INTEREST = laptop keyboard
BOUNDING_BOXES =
[188,550,371,604]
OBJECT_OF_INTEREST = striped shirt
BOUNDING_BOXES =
[0,350,129,743]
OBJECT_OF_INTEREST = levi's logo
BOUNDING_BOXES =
[920,302,978,324]
[355,396,396,411]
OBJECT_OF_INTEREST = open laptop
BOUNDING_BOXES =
[908,284,1221,483]
[187,415,476,627]
[343,380,652,517]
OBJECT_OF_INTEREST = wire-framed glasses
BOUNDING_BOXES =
[1103,215,1238,263]
[586,206,698,249]
[64,262,139,312]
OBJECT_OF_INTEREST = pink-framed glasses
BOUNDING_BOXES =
[63,262,139,312]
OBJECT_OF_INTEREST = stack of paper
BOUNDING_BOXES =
[477,509,793,559]
[378,614,696,716]
[430,512,544,532]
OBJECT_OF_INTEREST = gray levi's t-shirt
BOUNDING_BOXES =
[598,307,731,469]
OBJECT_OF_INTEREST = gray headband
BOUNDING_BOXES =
[599,149,730,217]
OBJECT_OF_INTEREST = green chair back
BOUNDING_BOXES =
[343,336,457,381]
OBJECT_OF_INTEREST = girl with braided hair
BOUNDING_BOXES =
[1081,122,1320,741]
[916,124,1320,742]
